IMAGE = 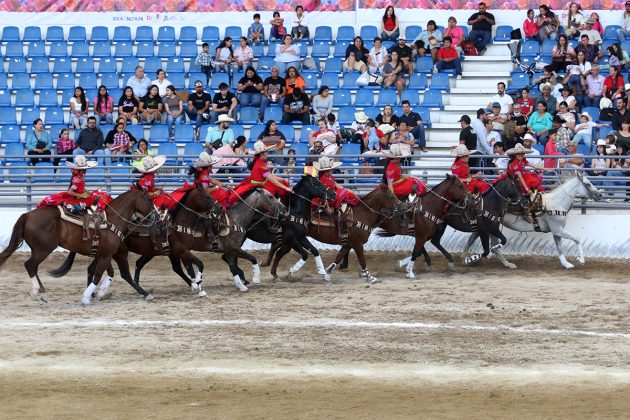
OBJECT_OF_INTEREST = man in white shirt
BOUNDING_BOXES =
[523,134,542,166]
[583,65,605,108]
[471,108,493,170]
[487,82,513,114]
[580,18,602,46]
[126,66,152,99]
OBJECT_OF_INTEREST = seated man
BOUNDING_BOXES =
[281,87,310,125]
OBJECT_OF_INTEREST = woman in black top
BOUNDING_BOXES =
[376,105,399,128]
[118,86,139,124]
[343,36,368,73]
[237,66,264,107]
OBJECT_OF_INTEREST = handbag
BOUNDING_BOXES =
[368,73,383,85]
[35,140,47,150]
[211,130,225,150]
[356,72,370,86]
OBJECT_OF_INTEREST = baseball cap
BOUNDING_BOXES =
[492,102,501,108]
[194,80,203,87]
[458,115,471,124]
[398,35,406,40]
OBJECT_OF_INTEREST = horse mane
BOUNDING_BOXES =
[359,184,386,202]
[170,188,195,218]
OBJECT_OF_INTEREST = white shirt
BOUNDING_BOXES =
[151,78,172,97]
[291,12,309,28]
[494,155,509,172]
[575,120,596,134]
[368,46,389,71]
[488,94,513,114]
[487,130,501,147]
[527,148,542,166]
[471,118,491,155]
[234,46,254,63]
[580,28,601,45]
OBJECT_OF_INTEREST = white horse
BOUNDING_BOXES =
[463,171,602,269]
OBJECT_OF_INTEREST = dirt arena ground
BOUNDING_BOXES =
[0,250,628,419]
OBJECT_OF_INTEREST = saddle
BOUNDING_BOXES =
[311,205,354,245]
[59,205,107,241]
[506,191,546,225]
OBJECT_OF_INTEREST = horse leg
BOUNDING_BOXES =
[551,226,585,265]
[462,232,479,263]
[429,225,454,269]
[236,249,260,284]
[82,257,110,305]
[261,240,282,268]
[98,263,115,298]
[24,246,54,302]
[112,250,153,300]
[466,229,490,265]
[354,243,379,284]
[326,245,351,275]
[487,229,517,269]
[339,253,349,270]
[223,252,248,292]
[297,236,329,282]
[167,254,194,287]
[406,236,428,279]
[134,255,155,286]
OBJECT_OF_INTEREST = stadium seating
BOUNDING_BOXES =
[179,26,198,42]
[68,26,87,42]
[494,26,513,42]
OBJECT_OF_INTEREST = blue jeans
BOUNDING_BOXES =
[239,92,262,107]
[573,131,593,150]
[94,113,113,125]
[617,28,630,45]
[468,30,492,51]
[74,148,111,166]
[166,114,184,138]
[411,125,426,148]
[567,74,582,93]
[185,108,208,133]
[274,60,301,75]
[210,107,239,124]
[381,29,400,42]
[582,94,602,108]
[604,170,628,196]
[435,58,462,76]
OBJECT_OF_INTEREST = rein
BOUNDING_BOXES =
[103,193,162,240]
[426,177,467,209]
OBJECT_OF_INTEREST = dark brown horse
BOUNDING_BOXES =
[378,174,470,278]
[0,189,160,304]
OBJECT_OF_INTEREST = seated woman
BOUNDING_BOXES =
[382,143,427,199]
[450,144,490,194]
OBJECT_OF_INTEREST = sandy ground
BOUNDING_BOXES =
[0,250,628,419]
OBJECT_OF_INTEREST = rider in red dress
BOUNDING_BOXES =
[312,156,359,208]
[228,141,292,206]
[39,155,112,211]
[382,144,427,199]
[450,144,490,194]
[497,143,551,194]
[133,155,175,209]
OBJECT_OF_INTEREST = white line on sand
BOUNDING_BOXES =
[3,319,629,339]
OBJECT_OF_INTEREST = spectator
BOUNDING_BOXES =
[551,115,572,152]
[186,80,212,139]
[109,122,133,161]
[237,66,264,108]
[416,20,443,63]
[260,66,286,121]
[343,36,369,73]
[523,133,542,166]
[617,2,630,45]
[139,85,163,124]
[485,119,501,148]
[471,108,492,169]
[258,120,287,154]
[543,129,562,169]
[131,139,151,171]
[557,86,578,111]
[214,37,233,74]
[590,139,610,181]
[69,87,89,130]
[557,101,576,131]
[582,65,605,107]
[536,4,560,42]
[377,124,396,151]
[462,112,480,153]
[560,141,585,168]
[574,112,609,150]
[274,34,301,74]
[194,42,214,86]
[327,113,343,144]
[306,138,324,167]
[467,2,495,55]
[75,117,108,165]
[487,82,513,114]
[376,104,399,128]
[93,85,114,125]
[605,148,630,200]
[26,118,52,165]
[291,5,310,40]
[612,97,630,131]
[368,37,389,74]
[527,101,553,146]
[126,66,151,98]
[380,5,399,41]
[536,83,558,116]
[382,50,405,94]
[606,43,630,72]
[443,16,464,55]
[493,141,509,173]
[603,66,625,100]
[398,100,427,152]
[214,135,247,174]
[151,69,171,97]
[284,66,306,96]
[503,103,528,148]
[54,128,76,167]
[391,121,415,156]
[388,35,414,74]
[282,87,310,125]
[117,86,139,124]
[517,88,536,117]
[269,11,285,42]
[233,37,254,72]
[105,117,137,155]
[575,34,602,64]
[564,51,591,100]
[590,12,604,37]
[164,85,184,140]
[487,102,507,133]
[580,18,602,46]
[211,82,238,124]
[309,119,337,154]
[547,35,575,73]
[523,9,539,41]
[204,114,235,152]
[348,111,369,146]
[248,13,265,44]
[312,85,333,124]
[564,2,585,39]
[434,37,462,79]
[365,119,381,151]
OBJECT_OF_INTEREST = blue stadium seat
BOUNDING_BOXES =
[337,26,355,43]
[341,143,361,164]
[520,40,540,58]
[101,73,120,90]
[1,26,19,42]
[408,73,428,90]
[354,89,374,107]
[169,73,186,90]
[1,125,21,144]
[113,26,132,42]
[120,57,140,73]
[136,41,155,58]
[49,41,68,58]
[179,41,199,59]
[510,73,529,91]
[324,57,342,73]
[314,26,333,43]
[166,57,185,74]
[4,42,24,58]
[321,72,340,89]
[0,74,6,90]
[415,56,434,74]
[33,163,56,183]
[8,57,27,73]
[342,73,359,88]
[230,124,245,139]
[540,39,555,56]
[248,125,264,142]
[405,25,422,41]
[361,106,379,119]
[145,57,163,75]
[92,41,112,58]
[45,107,65,125]
[299,125,318,143]
[149,125,170,143]
[333,42,350,58]
[56,73,76,90]
[52,57,72,74]
[79,73,98,89]
[5,143,27,165]
[377,89,398,107]
[333,89,352,107]
[68,26,87,42]
[312,42,330,59]
[431,73,450,92]
[126,125,144,140]
[0,91,10,107]
[400,90,419,107]
[20,107,41,125]
[277,125,295,142]
[91,26,109,42]
[61,90,75,106]
[38,89,59,107]
[290,142,309,165]
[135,26,154,42]
[263,107,282,123]
[34,74,54,90]
[46,26,64,42]
[179,26,198,42]
[157,26,176,42]
[581,107,600,122]
[183,142,204,157]
[69,40,89,58]
[239,107,259,124]
[114,41,133,57]
[96,57,117,74]
[188,73,207,88]
[202,26,220,42]
[494,25,513,42]
[360,26,378,40]
[198,125,212,141]
[30,57,50,74]
[415,107,431,128]
[421,89,443,109]
[337,106,356,125]
[210,73,230,89]
[158,42,177,58]
[256,56,275,71]
[597,125,612,139]
[49,124,67,141]
[225,26,242,39]
[303,73,318,91]
[23,26,41,42]
[603,25,622,41]
[27,42,46,57]
[11,74,31,91]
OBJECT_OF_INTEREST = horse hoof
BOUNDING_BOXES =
[191,282,201,293]
[252,278,260,284]
[323,273,331,282]
[490,244,503,253]
[39,294,48,303]
[366,276,379,284]
[197,290,208,298]
[446,262,455,270]
[82,297,91,305]
[405,272,415,279]
[144,294,155,301]
[563,264,575,270]
[577,257,585,265]
[464,255,481,265]
[238,285,249,292]
[259,262,268,268]
[325,263,337,274]
[423,262,431,272]
[505,263,518,269]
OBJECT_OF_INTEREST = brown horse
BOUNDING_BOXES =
[378,174,470,278]
[0,189,161,304]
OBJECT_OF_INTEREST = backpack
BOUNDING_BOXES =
[461,40,478,56]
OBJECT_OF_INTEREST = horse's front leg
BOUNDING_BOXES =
[326,245,351,275]
[551,225,585,265]
[235,249,260,284]
[297,236,329,282]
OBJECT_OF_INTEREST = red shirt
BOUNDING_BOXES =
[195,168,213,189]
[438,46,458,61]
[70,170,85,194]
[384,160,402,184]
[319,171,336,189]
[137,172,156,192]
[604,75,625,96]
[507,158,527,176]
[383,17,396,31]
[451,160,470,180]
[250,157,270,182]
[523,18,538,37]
[517,98,535,116]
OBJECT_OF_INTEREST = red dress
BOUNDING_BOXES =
[451,159,490,194]
[39,169,112,211]
[136,172,176,209]
[312,171,359,208]
[228,157,290,205]
[496,158,544,192]
[383,160,427,198]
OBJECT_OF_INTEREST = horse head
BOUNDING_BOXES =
[575,170,603,201]
[186,186,220,214]
[254,188,287,220]
[499,174,525,205]
[298,175,336,202]
[444,173,470,203]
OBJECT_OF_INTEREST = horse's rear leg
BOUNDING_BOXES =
[113,251,153,300]
[326,245,351,275]
[430,224,454,269]
[297,236,329,282]
[551,227,584,266]
[261,239,282,268]
[24,246,54,301]
[405,237,429,279]
[134,255,154,286]
[168,254,194,287]
[353,243,379,284]
[236,249,260,284]
[339,253,349,270]
[489,234,517,269]
[177,252,208,297]
[270,242,294,279]
[222,253,248,292]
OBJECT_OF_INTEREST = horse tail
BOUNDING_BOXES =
[48,252,76,278]
[0,213,27,271]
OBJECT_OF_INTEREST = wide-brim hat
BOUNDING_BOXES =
[586,18,595,25]
[596,139,607,146]
[540,82,553,91]
[378,124,395,135]
[137,155,167,173]
[312,156,342,171]
[506,143,533,155]
[580,111,592,122]
[523,133,537,143]
[599,97,613,110]
[217,114,234,124]
[450,144,476,157]
[66,155,98,170]
[382,143,411,158]
[251,140,275,154]
[354,111,368,123]
[193,151,222,167]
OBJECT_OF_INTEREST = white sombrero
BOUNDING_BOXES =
[137,155,167,173]
[506,143,533,156]
[378,124,395,135]
[596,139,607,146]
[381,143,411,158]
[313,156,342,171]
[193,151,221,168]
[250,140,275,155]
[450,144,476,157]
[66,155,98,170]
[354,111,368,123]
[523,133,537,144]
[216,114,234,124]
[579,111,592,122]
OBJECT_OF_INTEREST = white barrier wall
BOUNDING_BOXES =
[1,209,628,259]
